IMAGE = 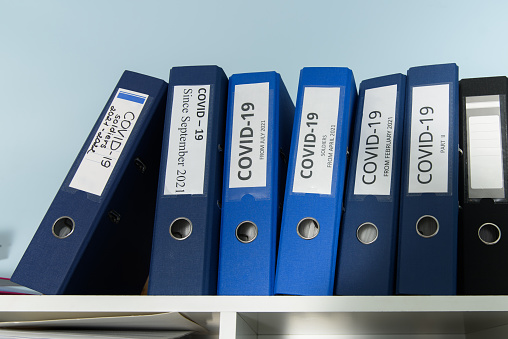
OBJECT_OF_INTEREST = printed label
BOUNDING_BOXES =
[69,88,148,196]
[229,82,270,188]
[466,95,504,199]
[408,84,450,193]
[354,84,398,196]
[293,87,340,195]
[164,85,210,195]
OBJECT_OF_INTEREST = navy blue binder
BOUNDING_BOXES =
[274,67,357,296]
[396,63,459,295]
[148,65,228,295]
[335,74,406,295]
[217,71,294,295]
[11,71,168,294]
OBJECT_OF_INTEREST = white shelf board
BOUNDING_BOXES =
[2,295,508,313]
[2,296,508,336]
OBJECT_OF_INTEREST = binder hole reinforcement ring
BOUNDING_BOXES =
[478,223,501,245]
[297,217,320,240]
[170,218,192,240]
[236,221,258,243]
[52,217,75,239]
[357,223,378,245]
[416,215,439,238]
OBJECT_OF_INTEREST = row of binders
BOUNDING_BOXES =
[11,64,508,296]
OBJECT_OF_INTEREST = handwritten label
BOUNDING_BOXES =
[69,88,148,196]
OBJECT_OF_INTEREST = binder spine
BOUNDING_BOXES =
[218,72,294,295]
[458,77,508,295]
[148,65,228,295]
[335,74,406,296]
[274,67,356,296]
[396,63,459,295]
[12,71,168,294]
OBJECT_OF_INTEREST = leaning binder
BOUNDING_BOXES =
[396,63,459,295]
[274,67,357,296]
[217,71,294,295]
[148,65,228,295]
[458,77,508,295]
[11,71,168,294]
[335,73,406,296]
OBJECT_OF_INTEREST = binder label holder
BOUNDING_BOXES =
[164,85,211,195]
[293,86,341,195]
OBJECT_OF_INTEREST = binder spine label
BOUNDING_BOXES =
[354,84,398,196]
[229,82,270,188]
[293,87,340,195]
[408,84,450,194]
[69,88,148,196]
[466,95,505,198]
[164,85,211,195]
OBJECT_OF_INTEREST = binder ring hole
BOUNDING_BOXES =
[478,223,501,245]
[170,218,192,240]
[297,218,320,240]
[416,215,439,238]
[52,217,75,239]
[236,221,258,243]
[357,223,378,245]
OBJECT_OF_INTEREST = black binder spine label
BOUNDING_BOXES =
[408,84,449,193]
[229,82,270,189]
[293,87,340,195]
[69,88,148,196]
[466,95,504,199]
[164,85,210,195]
[354,84,398,196]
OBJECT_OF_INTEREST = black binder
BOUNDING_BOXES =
[459,76,508,295]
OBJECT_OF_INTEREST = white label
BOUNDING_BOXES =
[354,84,398,196]
[69,88,148,196]
[229,82,270,188]
[293,87,340,195]
[469,115,503,189]
[164,85,210,195]
[408,84,450,193]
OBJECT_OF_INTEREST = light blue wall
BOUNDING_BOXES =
[1,0,507,278]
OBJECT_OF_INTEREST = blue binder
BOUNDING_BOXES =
[11,71,168,294]
[335,74,406,295]
[148,65,228,295]
[396,63,459,295]
[274,67,357,296]
[217,72,294,295]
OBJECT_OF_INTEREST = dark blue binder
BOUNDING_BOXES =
[396,63,459,295]
[11,71,168,294]
[335,74,406,295]
[148,65,228,295]
[274,67,357,296]
[217,71,294,295]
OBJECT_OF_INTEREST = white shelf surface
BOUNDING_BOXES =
[2,296,508,337]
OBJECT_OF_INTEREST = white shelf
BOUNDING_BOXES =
[2,296,508,338]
